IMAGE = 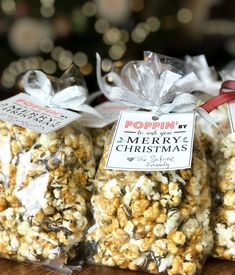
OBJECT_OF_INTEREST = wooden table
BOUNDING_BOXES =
[0,258,235,275]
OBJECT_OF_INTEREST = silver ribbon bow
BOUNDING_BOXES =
[185,55,225,133]
[22,70,101,117]
[185,54,221,96]
[96,52,199,117]
[220,60,235,81]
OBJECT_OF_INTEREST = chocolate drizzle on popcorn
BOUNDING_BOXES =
[0,121,96,264]
[86,134,213,274]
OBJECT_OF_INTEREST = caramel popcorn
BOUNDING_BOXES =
[89,125,112,165]
[0,120,96,265]
[212,132,235,261]
[195,102,235,263]
[196,105,229,205]
[86,131,213,274]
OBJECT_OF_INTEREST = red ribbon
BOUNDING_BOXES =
[201,80,235,113]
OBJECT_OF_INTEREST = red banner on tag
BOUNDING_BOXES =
[201,80,235,113]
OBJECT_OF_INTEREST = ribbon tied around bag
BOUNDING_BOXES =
[22,69,101,118]
[96,52,200,118]
[201,80,235,113]
[185,54,222,96]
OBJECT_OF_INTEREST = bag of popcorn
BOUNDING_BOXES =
[205,71,235,260]
[85,91,111,164]
[0,67,99,272]
[85,52,214,274]
[184,55,226,203]
[90,125,112,164]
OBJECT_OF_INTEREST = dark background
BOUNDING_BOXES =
[0,0,235,98]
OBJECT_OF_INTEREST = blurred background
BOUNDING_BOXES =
[0,0,235,99]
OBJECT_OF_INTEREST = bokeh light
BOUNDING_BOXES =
[73,52,88,67]
[120,29,129,43]
[177,8,192,24]
[42,59,57,74]
[146,16,160,32]
[131,25,147,43]
[130,0,144,12]
[1,0,16,15]
[95,19,109,34]
[80,63,92,75]
[109,43,126,60]
[101,58,112,72]
[40,6,55,18]
[40,0,54,6]
[82,1,96,17]
[51,46,64,61]
[58,50,73,70]
[103,27,121,45]
[40,38,54,53]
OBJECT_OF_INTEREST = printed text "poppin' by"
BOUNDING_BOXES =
[124,120,179,130]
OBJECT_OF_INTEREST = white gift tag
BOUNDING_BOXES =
[105,111,195,171]
[0,93,80,134]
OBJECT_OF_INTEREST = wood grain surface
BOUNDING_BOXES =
[0,258,235,275]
